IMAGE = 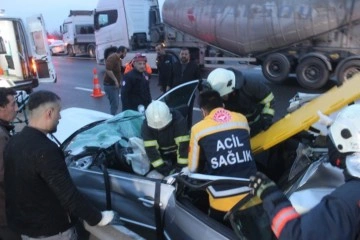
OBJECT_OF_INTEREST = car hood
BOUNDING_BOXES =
[53,107,112,144]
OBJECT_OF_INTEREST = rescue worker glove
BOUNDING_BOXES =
[97,210,115,226]
[261,114,273,130]
[249,172,278,200]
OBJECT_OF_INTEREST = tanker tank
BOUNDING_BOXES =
[162,0,360,57]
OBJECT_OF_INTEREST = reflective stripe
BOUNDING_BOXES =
[177,157,188,165]
[248,114,261,124]
[262,108,275,116]
[190,121,249,171]
[175,135,190,144]
[160,145,176,150]
[260,92,274,104]
[207,185,251,198]
[272,206,300,238]
[144,140,158,148]
[151,158,165,168]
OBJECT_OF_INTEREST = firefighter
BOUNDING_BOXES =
[141,100,189,176]
[206,68,275,136]
[249,104,360,240]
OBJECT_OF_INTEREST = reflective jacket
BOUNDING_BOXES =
[262,176,360,240]
[188,108,257,211]
[224,68,275,136]
[121,69,152,111]
[124,60,152,75]
[141,110,189,175]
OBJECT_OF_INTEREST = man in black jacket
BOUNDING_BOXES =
[121,53,152,111]
[0,88,20,240]
[4,91,114,239]
[141,100,189,176]
[172,48,201,87]
[155,43,174,93]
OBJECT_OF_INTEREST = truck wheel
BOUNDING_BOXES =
[262,53,290,83]
[337,60,360,84]
[296,57,329,89]
[67,45,75,57]
[88,45,96,58]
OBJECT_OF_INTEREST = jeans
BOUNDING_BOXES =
[104,85,120,115]
[21,227,77,240]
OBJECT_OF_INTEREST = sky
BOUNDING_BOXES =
[1,0,98,33]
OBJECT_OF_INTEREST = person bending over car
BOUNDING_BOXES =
[188,90,257,221]
[249,104,360,240]
[4,91,114,239]
[206,68,275,137]
[142,100,189,177]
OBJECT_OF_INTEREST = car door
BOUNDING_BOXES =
[26,14,56,83]
[158,79,200,130]
[68,166,175,236]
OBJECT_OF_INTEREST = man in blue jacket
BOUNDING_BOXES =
[249,104,360,240]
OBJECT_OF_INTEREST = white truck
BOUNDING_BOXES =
[61,10,96,58]
[0,14,56,92]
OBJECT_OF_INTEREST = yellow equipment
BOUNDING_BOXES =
[251,75,360,154]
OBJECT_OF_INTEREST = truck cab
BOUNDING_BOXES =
[0,15,56,92]
[94,0,159,66]
[61,10,96,58]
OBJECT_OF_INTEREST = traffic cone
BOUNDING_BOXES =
[91,68,105,98]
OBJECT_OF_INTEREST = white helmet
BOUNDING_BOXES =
[207,68,236,96]
[329,104,360,153]
[145,100,172,129]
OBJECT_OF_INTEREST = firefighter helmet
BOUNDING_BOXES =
[206,68,236,96]
[329,104,360,153]
[145,100,172,129]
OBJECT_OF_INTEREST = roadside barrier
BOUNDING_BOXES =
[91,67,105,98]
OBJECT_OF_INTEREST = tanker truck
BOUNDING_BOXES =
[95,0,360,90]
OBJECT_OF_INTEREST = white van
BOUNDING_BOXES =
[0,14,56,92]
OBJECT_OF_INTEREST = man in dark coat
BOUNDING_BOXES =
[0,88,20,240]
[121,53,152,111]
[172,48,201,87]
[4,90,114,239]
[155,43,174,93]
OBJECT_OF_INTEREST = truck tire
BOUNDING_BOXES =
[296,57,329,89]
[262,53,290,83]
[337,60,360,84]
[67,45,75,57]
[88,45,96,58]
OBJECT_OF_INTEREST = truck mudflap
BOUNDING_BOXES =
[84,222,145,240]
[251,75,360,154]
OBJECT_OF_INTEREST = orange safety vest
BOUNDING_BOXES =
[124,61,152,75]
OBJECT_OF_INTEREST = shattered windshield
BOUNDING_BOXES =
[64,110,145,155]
